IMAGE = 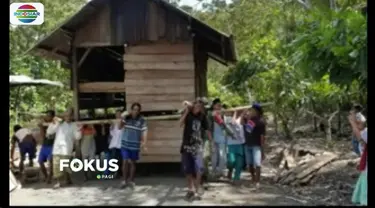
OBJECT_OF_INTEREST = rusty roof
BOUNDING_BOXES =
[27,0,237,66]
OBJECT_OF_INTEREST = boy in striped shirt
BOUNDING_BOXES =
[120,103,147,189]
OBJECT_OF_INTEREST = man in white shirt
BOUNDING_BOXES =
[48,110,82,189]
[10,125,36,173]
[105,110,123,177]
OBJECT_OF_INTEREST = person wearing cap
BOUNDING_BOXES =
[10,125,37,174]
[244,103,266,188]
[38,110,57,183]
[351,104,366,156]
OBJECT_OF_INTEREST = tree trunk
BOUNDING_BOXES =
[274,112,279,135]
[281,118,292,140]
[337,111,342,136]
[326,110,339,141]
[326,119,332,141]
[311,102,318,132]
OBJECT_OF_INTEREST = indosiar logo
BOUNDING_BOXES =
[10,3,44,25]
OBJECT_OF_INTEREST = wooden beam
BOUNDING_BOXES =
[75,42,111,47]
[79,82,126,93]
[126,93,195,103]
[35,48,69,64]
[124,62,194,70]
[42,114,181,126]
[123,54,194,62]
[125,102,184,112]
[125,44,193,54]
[78,48,92,68]
[72,47,80,121]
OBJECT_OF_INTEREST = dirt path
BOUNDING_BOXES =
[10,172,309,206]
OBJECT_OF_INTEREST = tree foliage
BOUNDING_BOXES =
[10,0,86,130]
[290,6,367,87]
[194,0,367,139]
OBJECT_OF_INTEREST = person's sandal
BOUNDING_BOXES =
[185,191,195,201]
[119,181,127,189]
[128,182,136,190]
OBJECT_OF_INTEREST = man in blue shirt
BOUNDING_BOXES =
[120,103,147,189]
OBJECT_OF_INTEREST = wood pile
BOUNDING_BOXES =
[275,145,338,186]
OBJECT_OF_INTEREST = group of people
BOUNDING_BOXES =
[9,99,367,205]
[10,103,148,189]
[179,98,368,204]
[179,98,266,200]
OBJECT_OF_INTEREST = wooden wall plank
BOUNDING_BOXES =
[125,102,183,111]
[125,69,194,79]
[79,82,125,93]
[125,78,194,86]
[141,147,180,155]
[146,140,181,148]
[123,54,194,62]
[138,120,183,162]
[147,120,182,140]
[147,129,182,140]
[148,120,180,128]
[126,93,194,103]
[138,155,180,163]
[148,0,158,41]
[125,44,192,54]
[124,62,194,70]
[125,86,194,95]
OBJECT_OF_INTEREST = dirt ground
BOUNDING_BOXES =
[10,171,310,206]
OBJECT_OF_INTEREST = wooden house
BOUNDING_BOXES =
[28,0,236,163]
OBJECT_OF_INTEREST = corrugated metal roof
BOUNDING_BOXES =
[27,0,236,65]
[9,75,64,87]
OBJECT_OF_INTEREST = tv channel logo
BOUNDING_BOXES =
[10,3,44,25]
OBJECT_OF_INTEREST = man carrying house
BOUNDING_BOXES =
[10,125,37,174]
[38,110,57,184]
[48,110,82,189]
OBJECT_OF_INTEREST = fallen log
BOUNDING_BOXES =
[277,153,338,186]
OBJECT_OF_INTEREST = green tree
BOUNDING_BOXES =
[10,0,86,132]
